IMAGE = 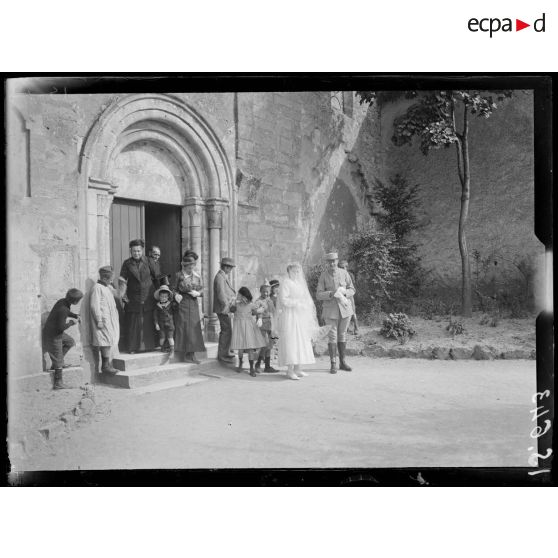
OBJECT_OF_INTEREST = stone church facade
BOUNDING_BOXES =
[6,90,378,383]
[6,87,540,385]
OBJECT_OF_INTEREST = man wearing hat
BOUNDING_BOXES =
[213,257,237,363]
[42,287,83,389]
[90,266,120,375]
[316,252,356,373]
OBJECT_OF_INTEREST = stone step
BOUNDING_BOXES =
[133,375,210,395]
[100,358,217,389]
[113,342,219,371]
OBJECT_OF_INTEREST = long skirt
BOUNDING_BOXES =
[230,316,267,351]
[174,296,206,353]
[124,309,156,352]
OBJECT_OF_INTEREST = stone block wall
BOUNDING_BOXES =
[7,91,235,379]
[378,90,544,307]
[235,91,380,289]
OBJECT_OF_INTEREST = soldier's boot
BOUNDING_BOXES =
[254,355,263,372]
[338,341,352,371]
[263,356,278,373]
[328,343,338,374]
[236,353,244,373]
[52,369,71,390]
[101,356,119,375]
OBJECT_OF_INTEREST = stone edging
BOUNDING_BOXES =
[314,340,535,360]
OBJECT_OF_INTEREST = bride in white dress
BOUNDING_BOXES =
[276,263,319,380]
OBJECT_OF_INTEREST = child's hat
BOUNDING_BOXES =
[260,279,271,289]
[269,279,280,287]
[154,284,173,301]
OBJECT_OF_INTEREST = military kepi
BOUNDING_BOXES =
[324,252,339,260]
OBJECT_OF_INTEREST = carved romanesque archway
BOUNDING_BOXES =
[78,93,236,341]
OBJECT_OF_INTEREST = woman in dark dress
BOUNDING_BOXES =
[171,253,206,363]
[119,239,158,353]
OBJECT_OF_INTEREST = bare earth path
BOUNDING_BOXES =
[17,357,536,470]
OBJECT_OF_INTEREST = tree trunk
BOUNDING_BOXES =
[458,110,473,317]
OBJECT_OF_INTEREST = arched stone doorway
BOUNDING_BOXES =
[78,94,236,347]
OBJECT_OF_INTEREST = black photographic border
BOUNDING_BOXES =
[2,73,555,487]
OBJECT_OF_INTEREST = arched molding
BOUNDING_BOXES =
[76,93,236,354]
[80,94,233,200]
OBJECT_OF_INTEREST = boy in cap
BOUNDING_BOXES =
[90,266,120,375]
[253,281,278,373]
[153,280,176,358]
[316,252,356,373]
[42,288,83,389]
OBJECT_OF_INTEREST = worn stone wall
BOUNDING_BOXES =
[235,91,380,289]
[7,91,235,378]
[378,91,544,307]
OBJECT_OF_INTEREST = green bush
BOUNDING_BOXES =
[380,313,416,344]
[346,226,399,311]
[306,263,326,326]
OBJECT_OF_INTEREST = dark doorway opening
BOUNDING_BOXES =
[145,202,182,280]
[110,198,182,280]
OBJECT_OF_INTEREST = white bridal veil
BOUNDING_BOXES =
[276,262,322,341]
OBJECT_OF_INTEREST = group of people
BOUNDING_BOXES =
[42,242,358,388]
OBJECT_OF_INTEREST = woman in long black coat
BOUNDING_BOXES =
[119,239,158,353]
[171,253,206,363]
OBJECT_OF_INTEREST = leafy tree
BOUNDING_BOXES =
[357,90,513,317]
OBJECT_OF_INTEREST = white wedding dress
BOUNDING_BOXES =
[277,277,316,366]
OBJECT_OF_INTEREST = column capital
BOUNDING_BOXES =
[184,196,206,208]
[207,208,223,229]
[205,197,230,209]
[88,177,117,194]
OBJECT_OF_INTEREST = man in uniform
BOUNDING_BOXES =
[316,252,356,373]
[338,259,359,335]
[213,257,237,363]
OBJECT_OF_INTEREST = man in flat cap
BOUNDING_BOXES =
[316,252,356,373]
[90,265,120,375]
[213,257,237,363]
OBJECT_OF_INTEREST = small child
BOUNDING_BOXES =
[153,284,176,358]
[253,282,278,373]
[269,279,280,366]
[42,288,84,390]
[229,286,267,377]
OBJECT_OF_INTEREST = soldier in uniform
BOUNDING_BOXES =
[316,252,356,373]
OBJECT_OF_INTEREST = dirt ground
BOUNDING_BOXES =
[10,356,537,471]
[8,313,536,467]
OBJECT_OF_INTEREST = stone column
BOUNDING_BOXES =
[189,205,203,260]
[206,207,222,342]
